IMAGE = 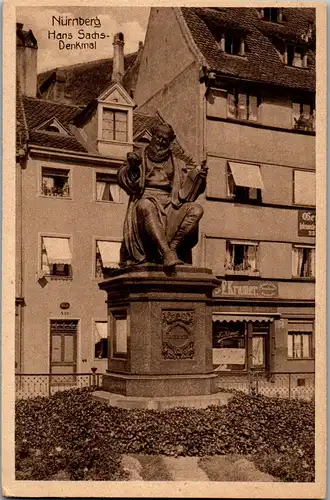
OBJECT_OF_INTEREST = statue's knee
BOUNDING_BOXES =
[136,199,153,216]
[190,203,204,220]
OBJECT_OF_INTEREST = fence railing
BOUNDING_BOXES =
[217,371,315,401]
[16,371,315,401]
[15,372,103,400]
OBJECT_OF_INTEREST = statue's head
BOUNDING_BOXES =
[150,123,176,151]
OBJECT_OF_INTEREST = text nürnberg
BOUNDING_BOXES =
[50,16,107,50]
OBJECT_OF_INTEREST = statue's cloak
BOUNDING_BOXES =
[117,148,189,265]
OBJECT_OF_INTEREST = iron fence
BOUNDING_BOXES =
[217,371,315,401]
[15,372,103,400]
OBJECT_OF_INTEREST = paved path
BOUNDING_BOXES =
[121,454,277,482]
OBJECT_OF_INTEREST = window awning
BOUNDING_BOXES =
[97,241,121,268]
[43,237,72,265]
[228,162,264,190]
[213,314,275,323]
[95,322,108,340]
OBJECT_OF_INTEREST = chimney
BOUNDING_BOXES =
[112,32,125,83]
[16,22,38,97]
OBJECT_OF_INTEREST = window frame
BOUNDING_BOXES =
[93,237,122,279]
[227,164,262,204]
[40,165,72,200]
[227,88,260,122]
[225,240,260,276]
[94,169,123,204]
[101,106,129,143]
[292,244,315,280]
[292,101,315,132]
[93,319,109,360]
[287,331,313,360]
[39,233,73,280]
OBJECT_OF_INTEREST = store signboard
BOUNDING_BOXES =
[298,210,316,237]
[213,280,278,298]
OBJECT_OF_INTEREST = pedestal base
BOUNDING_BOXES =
[92,390,233,410]
[102,372,219,397]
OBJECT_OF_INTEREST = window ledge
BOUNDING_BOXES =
[287,357,314,361]
[39,195,72,200]
[47,275,73,281]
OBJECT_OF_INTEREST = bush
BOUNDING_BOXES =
[15,388,314,481]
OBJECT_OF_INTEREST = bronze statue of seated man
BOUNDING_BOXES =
[117,122,208,268]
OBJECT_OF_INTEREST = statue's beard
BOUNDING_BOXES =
[146,143,171,163]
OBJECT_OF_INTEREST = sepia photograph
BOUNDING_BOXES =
[2,1,327,497]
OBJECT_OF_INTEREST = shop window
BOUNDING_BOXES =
[41,167,70,198]
[292,245,315,279]
[95,240,121,278]
[102,109,128,142]
[292,102,315,132]
[94,321,108,359]
[41,236,72,278]
[96,173,122,202]
[227,162,263,203]
[227,90,259,121]
[225,240,259,274]
[212,322,246,371]
[293,170,316,206]
[288,332,312,359]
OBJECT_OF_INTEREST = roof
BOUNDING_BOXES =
[37,52,138,105]
[21,97,88,153]
[180,7,315,92]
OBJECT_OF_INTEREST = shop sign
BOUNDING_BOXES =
[298,210,316,237]
[213,280,278,298]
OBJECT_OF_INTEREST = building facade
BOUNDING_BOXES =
[134,7,316,385]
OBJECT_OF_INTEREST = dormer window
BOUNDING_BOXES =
[102,109,128,142]
[260,8,283,23]
[219,32,245,56]
[286,45,308,68]
[36,118,69,135]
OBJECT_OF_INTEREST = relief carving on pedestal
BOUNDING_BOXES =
[162,310,195,360]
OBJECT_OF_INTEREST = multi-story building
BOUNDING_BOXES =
[134,7,316,387]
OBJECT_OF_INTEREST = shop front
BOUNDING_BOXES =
[212,313,277,374]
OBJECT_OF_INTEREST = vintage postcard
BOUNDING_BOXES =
[2,0,327,497]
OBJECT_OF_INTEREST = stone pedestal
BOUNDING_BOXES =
[94,265,225,408]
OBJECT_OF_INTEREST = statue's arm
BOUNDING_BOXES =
[117,152,143,195]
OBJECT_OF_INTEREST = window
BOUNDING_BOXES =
[293,170,316,206]
[292,245,315,278]
[288,332,312,359]
[41,167,70,198]
[225,240,259,274]
[50,320,78,383]
[252,329,268,368]
[96,173,121,202]
[227,90,258,121]
[286,46,308,68]
[94,321,108,359]
[227,162,263,203]
[223,33,245,56]
[95,240,121,278]
[262,8,283,22]
[292,102,315,131]
[212,322,246,371]
[41,236,72,278]
[102,109,128,142]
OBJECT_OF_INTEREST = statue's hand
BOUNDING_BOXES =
[127,152,141,180]
[197,161,208,179]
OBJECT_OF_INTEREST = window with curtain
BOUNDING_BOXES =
[41,236,72,278]
[95,240,121,278]
[227,162,263,203]
[287,332,312,359]
[225,241,259,274]
[292,246,315,278]
[94,321,108,359]
[95,173,121,202]
[227,89,259,121]
[102,109,128,142]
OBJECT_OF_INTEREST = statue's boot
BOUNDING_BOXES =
[169,206,203,255]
